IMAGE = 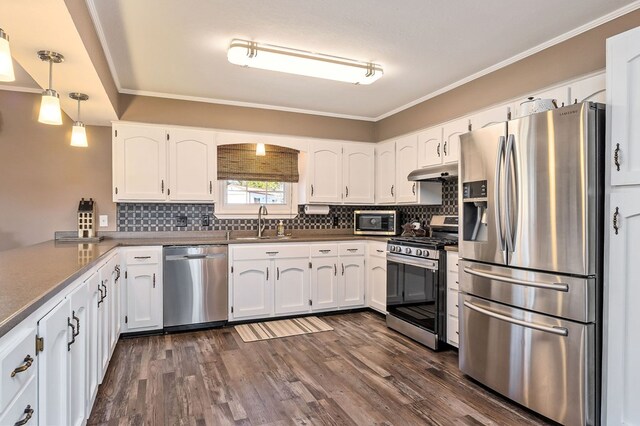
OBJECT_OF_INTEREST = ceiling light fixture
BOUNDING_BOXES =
[0,28,15,82]
[69,92,89,147]
[37,50,64,125]
[227,39,383,85]
[256,143,266,156]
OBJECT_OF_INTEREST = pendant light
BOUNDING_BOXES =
[0,28,15,81]
[256,143,266,156]
[69,92,88,147]
[37,50,64,125]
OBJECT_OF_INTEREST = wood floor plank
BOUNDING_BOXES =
[88,311,553,426]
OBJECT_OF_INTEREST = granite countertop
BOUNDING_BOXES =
[0,232,390,338]
[444,245,459,252]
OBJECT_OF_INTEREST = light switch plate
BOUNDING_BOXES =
[99,215,108,227]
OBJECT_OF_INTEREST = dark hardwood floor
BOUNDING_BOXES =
[88,311,552,425]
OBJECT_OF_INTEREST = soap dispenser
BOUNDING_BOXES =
[277,220,285,237]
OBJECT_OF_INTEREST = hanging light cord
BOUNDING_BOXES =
[76,99,81,121]
[48,59,53,90]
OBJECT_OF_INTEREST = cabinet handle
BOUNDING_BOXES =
[10,355,34,377]
[614,143,621,171]
[67,317,76,351]
[97,286,104,306]
[412,183,416,195]
[347,248,358,252]
[153,273,156,288]
[115,264,121,281]
[437,143,441,157]
[342,264,345,276]
[345,186,349,198]
[102,281,108,299]
[277,267,280,280]
[311,184,314,196]
[161,180,165,193]
[613,207,620,235]
[73,311,80,338]
[14,405,34,426]
[390,185,394,196]
[266,251,279,255]
[376,249,384,253]
[334,264,337,276]
[266,267,269,280]
[134,256,151,260]
[443,140,448,156]
[209,181,213,194]
[319,249,332,254]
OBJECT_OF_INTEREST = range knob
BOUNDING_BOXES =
[405,247,412,255]
[424,250,430,258]
[416,249,423,256]
[389,246,397,253]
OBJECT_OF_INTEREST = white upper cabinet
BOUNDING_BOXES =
[442,118,468,165]
[342,143,375,204]
[375,141,396,204]
[569,73,606,104]
[168,128,216,202]
[395,135,419,203]
[307,141,343,203]
[469,104,512,130]
[417,127,443,168]
[608,27,640,186]
[113,124,167,201]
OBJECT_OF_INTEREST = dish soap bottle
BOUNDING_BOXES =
[277,220,285,237]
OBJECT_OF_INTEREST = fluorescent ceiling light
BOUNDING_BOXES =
[0,28,15,82]
[227,39,383,85]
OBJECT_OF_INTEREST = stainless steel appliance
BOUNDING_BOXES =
[163,245,228,330]
[354,210,399,235]
[458,102,604,426]
[386,215,458,350]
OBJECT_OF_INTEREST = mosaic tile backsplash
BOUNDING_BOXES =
[117,179,458,232]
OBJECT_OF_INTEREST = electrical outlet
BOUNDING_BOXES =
[201,214,210,227]
[176,215,188,227]
[99,215,108,227]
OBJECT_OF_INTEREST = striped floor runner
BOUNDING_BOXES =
[235,316,334,342]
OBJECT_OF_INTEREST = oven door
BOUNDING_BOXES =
[386,253,439,333]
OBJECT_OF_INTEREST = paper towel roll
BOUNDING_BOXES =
[303,205,330,215]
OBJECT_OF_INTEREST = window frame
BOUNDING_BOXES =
[214,180,299,219]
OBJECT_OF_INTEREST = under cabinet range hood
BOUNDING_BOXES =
[407,163,458,181]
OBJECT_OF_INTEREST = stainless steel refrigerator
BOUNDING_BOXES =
[458,102,605,426]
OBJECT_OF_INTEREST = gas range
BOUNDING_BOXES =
[388,237,457,260]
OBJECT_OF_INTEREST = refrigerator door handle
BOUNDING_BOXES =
[495,135,507,261]
[463,266,570,292]
[504,134,516,255]
[463,301,569,336]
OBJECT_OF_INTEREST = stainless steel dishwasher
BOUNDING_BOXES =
[163,245,228,330]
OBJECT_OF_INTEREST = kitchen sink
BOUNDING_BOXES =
[232,236,292,241]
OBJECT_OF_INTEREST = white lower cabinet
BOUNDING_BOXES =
[446,251,460,347]
[85,272,101,411]
[310,256,339,311]
[274,258,311,315]
[339,256,365,308]
[122,247,163,332]
[367,242,387,314]
[97,262,111,381]
[68,281,89,426]
[232,259,272,319]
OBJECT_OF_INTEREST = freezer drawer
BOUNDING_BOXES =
[459,294,595,426]
[459,259,595,322]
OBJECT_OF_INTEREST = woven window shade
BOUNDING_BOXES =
[217,143,300,182]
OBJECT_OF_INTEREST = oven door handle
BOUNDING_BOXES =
[387,253,437,270]
[463,266,569,292]
[463,301,568,336]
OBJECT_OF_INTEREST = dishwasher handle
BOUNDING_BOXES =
[165,253,226,261]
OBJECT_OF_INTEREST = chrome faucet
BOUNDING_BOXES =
[257,205,268,238]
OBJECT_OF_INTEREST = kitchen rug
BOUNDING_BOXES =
[235,316,333,342]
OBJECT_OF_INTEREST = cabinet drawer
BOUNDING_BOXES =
[447,316,459,347]
[447,289,460,319]
[338,243,366,256]
[447,251,459,273]
[233,244,310,260]
[310,244,339,257]
[0,377,36,425]
[0,326,36,412]
[369,241,387,258]
[125,248,160,265]
[447,271,459,291]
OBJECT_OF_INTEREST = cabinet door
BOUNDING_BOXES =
[608,27,640,186]
[97,265,111,380]
[113,124,167,201]
[375,141,396,204]
[125,264,162,331]
[110,260,121,353]
[274,259,310,315]
[395,136,419,203]
[569,73,606,104]
[168,129,216,202]
[469,104,512,130]
[339,257,365,308]
[37,298,71,426]
[68,281,88,426]
[417,127,443,168]
[604,191,640,425]
[85,272,100,413]
[310,257,339,311]
[342,143,375,204]
[232,260,272,319]
[442,118,467,165]
[368,255,387,313]
[308,141,342,203]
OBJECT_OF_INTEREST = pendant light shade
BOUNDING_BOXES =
[256,143,266,156]
[0,29,15,82]
[37,50,64,125]
[69,92,88,147]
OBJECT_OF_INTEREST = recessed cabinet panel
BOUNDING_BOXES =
[311,257,339,311]
[417,127,443,168]
[68,281,89,426]
[343,143,375,204]
[274,259,310,315]
[375,141,396,204]
[308,142,342,203]
[339,257,365,308]
[232,260,272,319]
[125,262,162,332]
[368,254,387,313]
[395,136,419,203]
[442,118,467,165]
[168,129,216,202]
[85,272,101,412]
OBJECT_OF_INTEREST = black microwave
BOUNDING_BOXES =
[353,210,399,236]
